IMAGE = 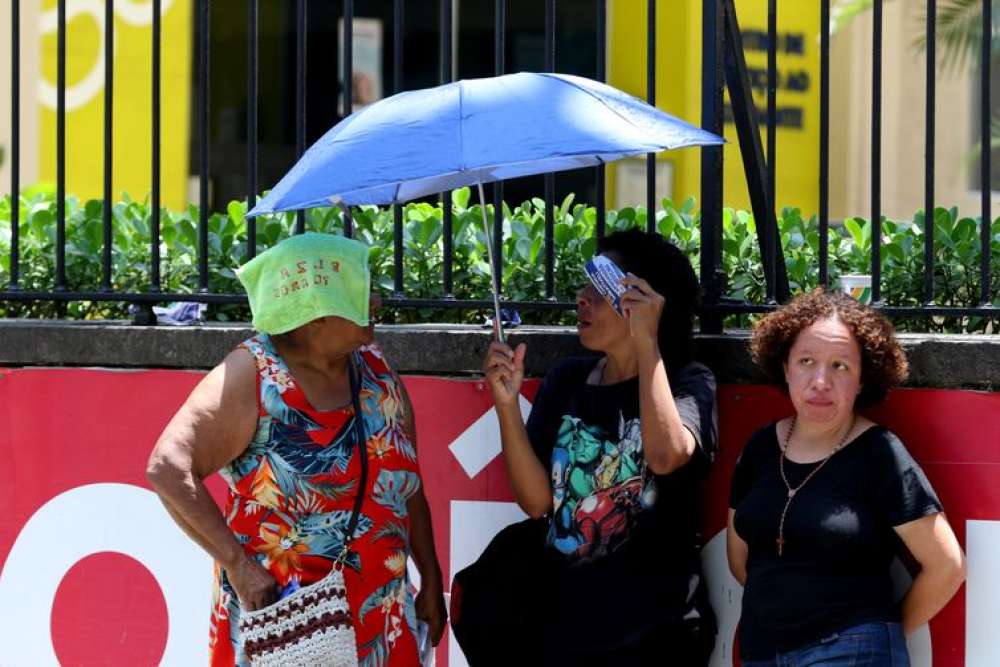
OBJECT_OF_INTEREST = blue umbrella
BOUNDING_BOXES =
[249,72,722,339]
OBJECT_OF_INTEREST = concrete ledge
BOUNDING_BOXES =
[0,319,997,390]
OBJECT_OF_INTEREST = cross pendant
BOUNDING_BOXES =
[787,489,796,498]
[776,536,785,556]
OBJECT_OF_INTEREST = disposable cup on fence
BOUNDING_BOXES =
[840,274,872,304]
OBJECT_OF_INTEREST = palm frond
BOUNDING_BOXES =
[833,0,999,76]
[359,579,404,621]
[371,470,421,518]
[372,520,410,544]
[303,477,357,501]
[914,0,999,73]
[358,634,390,667]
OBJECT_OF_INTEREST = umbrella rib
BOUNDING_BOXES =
[538,73,653,138]
[537,72,706,149]
[458,80,466,172]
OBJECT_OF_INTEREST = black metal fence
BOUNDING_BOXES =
[2,0,998,330]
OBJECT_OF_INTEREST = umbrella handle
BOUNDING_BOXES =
[477,181,506,344]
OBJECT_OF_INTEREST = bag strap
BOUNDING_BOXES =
[338,352,369,563]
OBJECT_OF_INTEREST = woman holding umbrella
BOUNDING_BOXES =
[452,228,718,666]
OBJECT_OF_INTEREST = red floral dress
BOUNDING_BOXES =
[209,335,421,666]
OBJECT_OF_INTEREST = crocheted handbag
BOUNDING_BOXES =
[238,355,369,666]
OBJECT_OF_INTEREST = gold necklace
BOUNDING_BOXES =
[776,415,855,557]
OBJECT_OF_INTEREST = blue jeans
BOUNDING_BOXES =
[742,622,910,667]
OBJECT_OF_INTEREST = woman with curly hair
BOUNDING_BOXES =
[727,289,965,666]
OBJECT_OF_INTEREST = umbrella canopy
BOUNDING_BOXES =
[249,71,722,214]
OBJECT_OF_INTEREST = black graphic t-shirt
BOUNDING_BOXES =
[524,356,718,645]
[730,423,943,659]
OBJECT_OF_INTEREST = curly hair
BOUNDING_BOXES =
[597,228,700,373]
[750,288,908,408]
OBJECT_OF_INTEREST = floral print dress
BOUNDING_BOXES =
[209,335,422,667]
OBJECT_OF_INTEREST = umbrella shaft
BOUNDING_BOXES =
[477,181,505,344]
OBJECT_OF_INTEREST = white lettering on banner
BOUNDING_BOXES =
[0,483,213,666]
[966,520,1000,666]
[701,530,742,666]
[701,530,932,667]
[888,559,932,665]
[449,396,532,479]
[406,556,447,667]
[0,481,987,666]
[447,500,529,667]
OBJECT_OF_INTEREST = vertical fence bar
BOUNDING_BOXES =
[10,0,20,289]
[595,0,607,239]
[198,0,210,290]
[871,0,882,303]
[55,0,67,291]
[295,0,307,234]
[492,0,505,278]
[765,0,777,302]
[440,0,454,296]
[767,0,777,209]
[343,0,354,237]
[393,0,405,295]
[700,0,724,333]
[981,0,993,306]
[102,0,114,291]
[924,0,936,304]
[150,0,162,291]
[246,0,258,256]
[819,0,830,287]
[646,0,656,232]
[544,0,555,298]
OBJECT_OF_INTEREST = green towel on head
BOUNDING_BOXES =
[236,232,371,335]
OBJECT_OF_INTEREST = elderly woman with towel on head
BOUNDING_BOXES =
[147,233,446,666]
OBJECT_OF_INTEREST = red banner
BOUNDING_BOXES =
[0,368,997,665]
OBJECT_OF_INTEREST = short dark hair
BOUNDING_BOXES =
[596,228,699,372]
[750,288,908,408]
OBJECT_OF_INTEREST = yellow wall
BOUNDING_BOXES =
[608,0,820,214]
[38,0,193,209]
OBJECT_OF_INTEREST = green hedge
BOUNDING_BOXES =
[1,187,998,332]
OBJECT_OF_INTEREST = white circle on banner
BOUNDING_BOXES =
[37,1,108,112]
[115,0,178,26]
[701,529,931,666]
[0,483,213,665]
